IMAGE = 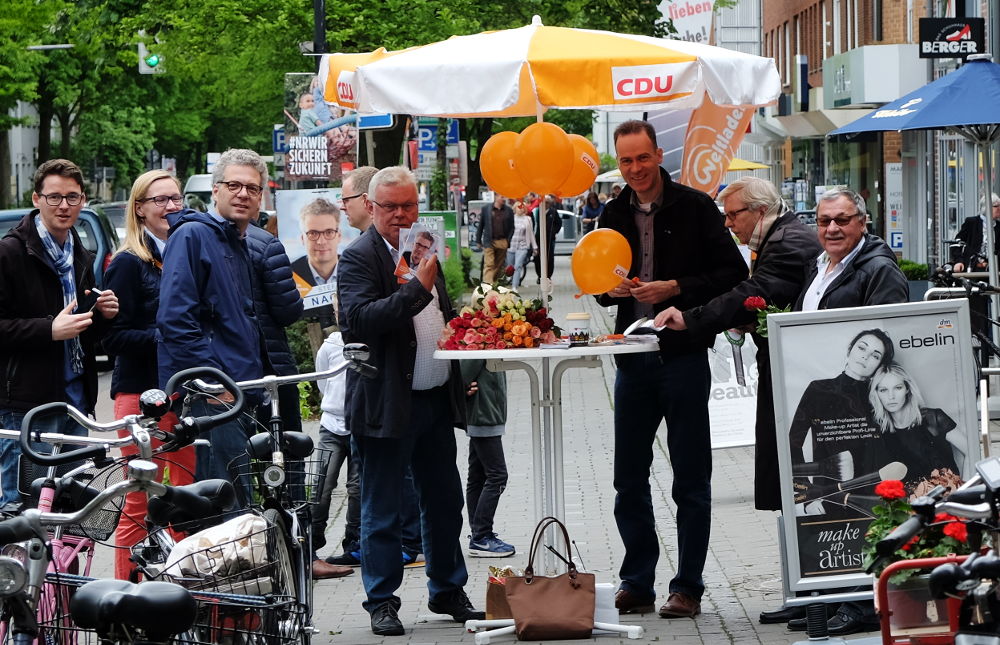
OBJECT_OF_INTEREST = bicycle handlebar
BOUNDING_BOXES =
[163,366,245,436]
[20,403,109,467]
[187,348,376,396]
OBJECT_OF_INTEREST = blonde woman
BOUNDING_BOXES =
[102,170,196,579]
[509,201,537,288]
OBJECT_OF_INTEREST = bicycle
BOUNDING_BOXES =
[153,345,376,645]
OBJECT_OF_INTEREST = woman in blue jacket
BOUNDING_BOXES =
[102,170,196,580]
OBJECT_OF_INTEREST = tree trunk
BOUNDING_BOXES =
[460,118,493,201]
[56,108,72,158]
[0,129,11,208]
[35,74,54,163]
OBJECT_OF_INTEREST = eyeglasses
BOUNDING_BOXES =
[414,241,433,251]
[39,192,83,207]
[305,228,339,240]
[370,200,418,214]
[216,181,264,197]
[817,213,861,228]
[341,192,364,203]
[140,194,185,207]
[723,207,750,221]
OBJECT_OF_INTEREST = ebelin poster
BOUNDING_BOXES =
[770,300,979,591]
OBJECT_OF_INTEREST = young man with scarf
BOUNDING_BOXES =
[0,159,119,507]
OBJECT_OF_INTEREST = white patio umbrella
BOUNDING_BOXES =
[321,15,781,295]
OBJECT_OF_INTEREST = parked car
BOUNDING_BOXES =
[183,174,213,211]
[0,207,119,286]
[93,201,127,242]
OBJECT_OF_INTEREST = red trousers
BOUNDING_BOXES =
[112,393,196,580]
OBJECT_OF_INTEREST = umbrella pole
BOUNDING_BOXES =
[981,136,999,362]
[535,104,553,302]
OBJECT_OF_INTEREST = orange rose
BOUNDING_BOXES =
[512,335,523,346]
[524,337,534,347]
[503,331,513,340]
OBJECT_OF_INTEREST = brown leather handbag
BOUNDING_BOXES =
[504,516,596,640]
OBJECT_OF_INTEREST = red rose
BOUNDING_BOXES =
[505,265,515,276]
[874,480,906,500]
[744,296,767,311]
[943,521,968,543]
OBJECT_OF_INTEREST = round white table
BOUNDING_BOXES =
[435,340,656,573]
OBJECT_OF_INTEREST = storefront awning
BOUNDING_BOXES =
[775,108,874,138]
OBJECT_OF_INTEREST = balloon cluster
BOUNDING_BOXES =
[479,123,599,199]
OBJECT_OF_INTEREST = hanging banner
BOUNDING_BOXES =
[678,99,753,196]
[771,300,979,594]
[658,0,715,43]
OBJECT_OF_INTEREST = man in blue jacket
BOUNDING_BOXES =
[157,148,267,493]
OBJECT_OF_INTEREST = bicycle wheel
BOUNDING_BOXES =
[262,508,309,645]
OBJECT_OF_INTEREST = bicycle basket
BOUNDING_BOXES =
[232,446,331,508]
[40,572,306,645]
[18,459,125,542]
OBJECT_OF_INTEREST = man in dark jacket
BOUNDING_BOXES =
[781,188,909,636]
[337,166,481,636]
[654,176,821,514]
[158,149,267,492]
[596,121,747,620]
[0,159,119,506]
[532,193,563,283]
[475,193,514,284]
[951,192,1000,272]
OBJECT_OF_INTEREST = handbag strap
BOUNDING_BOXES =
[523,516,578,582]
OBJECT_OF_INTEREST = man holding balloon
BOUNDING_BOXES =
[595,120,747,620]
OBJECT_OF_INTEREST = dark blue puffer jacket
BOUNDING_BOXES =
[245,225,303,376]
[156,209,264,394]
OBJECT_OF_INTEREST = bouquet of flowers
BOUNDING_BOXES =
[438,285,560,350]
[862,479,972,584]
[743,296,790,337]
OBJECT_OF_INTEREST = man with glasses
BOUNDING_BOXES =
[0,158,119,507]
[292,198,341,288]
[341,165,378,232]
[158,148,269,497]
[338,166,482,636]
[951,192,1000,272]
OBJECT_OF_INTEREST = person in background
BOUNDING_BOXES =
[951,192,1000,272]
[581,190,604,235]
[102,170,189,580]
[0,159,119,508]
[533,194,562,283]
[342,166,379,233]
[475,194,514,284]
[460,359,514,558]
[597,120,747,620]
[509,202,537,289]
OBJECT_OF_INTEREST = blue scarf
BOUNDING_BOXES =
[36,216,84,374]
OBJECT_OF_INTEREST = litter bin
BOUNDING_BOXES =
[560,211,578,241]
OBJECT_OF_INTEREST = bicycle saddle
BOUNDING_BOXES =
[247,430,314,460]
[147,478,236,530]
[70,578,197,640]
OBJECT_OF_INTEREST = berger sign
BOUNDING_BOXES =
[918,18,984,59]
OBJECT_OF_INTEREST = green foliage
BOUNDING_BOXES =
[72,104,157,184]
[898,259,929,281]
[286,319,317,375]
[298,381,316,421]
[599,153,618,173]
[443,250,470,304]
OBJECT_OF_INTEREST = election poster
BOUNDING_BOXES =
[284,72,358,182]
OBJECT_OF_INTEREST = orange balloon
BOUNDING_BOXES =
[571,229,632,295]
[513,122,573,194]
[555,134,600,197]
[479,131,529,199]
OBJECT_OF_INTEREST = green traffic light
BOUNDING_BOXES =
[145,53,160,67]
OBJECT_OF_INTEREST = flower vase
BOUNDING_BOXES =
[883,574,949,631]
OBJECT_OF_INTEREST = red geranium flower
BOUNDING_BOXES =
[743,296,767,311]
[943,521,968,543]
[874,480,907,500]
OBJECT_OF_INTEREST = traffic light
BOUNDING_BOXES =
[138,41,164,75]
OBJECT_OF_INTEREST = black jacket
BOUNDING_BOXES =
[596,168,748,355]
[793,233,908,310]
[951,215,999,268]
[0,212,107,413]
[338,226,466,439]
[475,203,514,248]
[102,233,163,397]
[246,225,303,376]
[534,206,563,244]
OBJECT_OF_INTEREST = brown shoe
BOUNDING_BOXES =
[659,592,701,618]
[312,559,354,580]
[614,589,655,614]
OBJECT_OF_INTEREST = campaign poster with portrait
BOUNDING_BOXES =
[771,300,979,593]
[275,188,363,314]
[283,72,358,182]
